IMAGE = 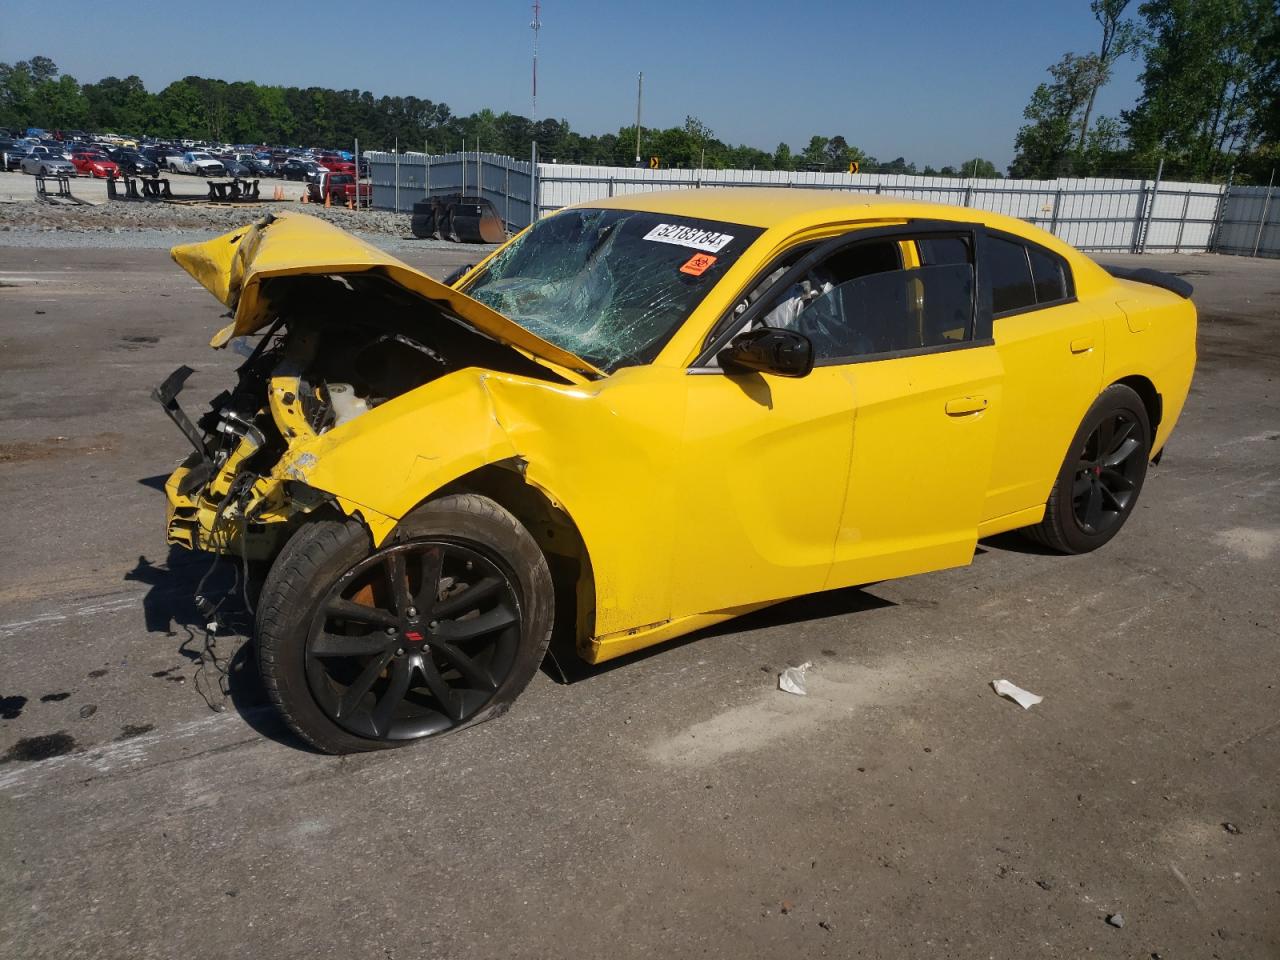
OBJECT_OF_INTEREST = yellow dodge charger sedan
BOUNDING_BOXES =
[157,190,1197,753]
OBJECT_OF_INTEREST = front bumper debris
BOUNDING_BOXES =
[154,364,325,561]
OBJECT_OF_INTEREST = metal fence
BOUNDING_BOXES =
[367,151,1279,258]
[1214,182,1280,257]
[366,150,535,230]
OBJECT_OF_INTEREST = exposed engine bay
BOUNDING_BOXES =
[156,270,565,561]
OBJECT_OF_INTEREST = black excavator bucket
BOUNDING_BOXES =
[411,194,506,244]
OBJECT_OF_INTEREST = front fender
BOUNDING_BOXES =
[276,369,519,544]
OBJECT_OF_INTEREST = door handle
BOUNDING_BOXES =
[1070,336,1095,354]
[945,396,988,416]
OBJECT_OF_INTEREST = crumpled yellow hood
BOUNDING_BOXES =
[170,211,602,379]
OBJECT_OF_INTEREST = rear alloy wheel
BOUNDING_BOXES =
[258,494,554,754]
[1024,384,1151,554]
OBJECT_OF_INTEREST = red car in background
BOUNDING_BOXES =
[70,150,121,178]
[306,173,372,206]
[314,154,356,176]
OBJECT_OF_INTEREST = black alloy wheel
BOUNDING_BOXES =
[1071,409,1144,536]
[1024,383,1151,554]
[305,540,521,740]
[257,494,555,754]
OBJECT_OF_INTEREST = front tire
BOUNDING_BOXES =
[1024,384,1151,554]
[257,494,554,754]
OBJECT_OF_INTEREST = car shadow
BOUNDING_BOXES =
[124,546,316,752]
[978,531,1060,556]
[541,584,896,684]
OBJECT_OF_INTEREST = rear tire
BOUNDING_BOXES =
[257,495,554,754]
[1024,384,1151,554]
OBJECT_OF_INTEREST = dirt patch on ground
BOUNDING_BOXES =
[0,433,122,464]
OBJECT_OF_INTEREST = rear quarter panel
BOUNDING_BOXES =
[1101,279,1198,454]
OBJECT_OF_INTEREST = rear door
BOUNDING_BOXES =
[969,231,1104,523]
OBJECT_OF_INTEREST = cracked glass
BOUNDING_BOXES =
[463,208,763,372]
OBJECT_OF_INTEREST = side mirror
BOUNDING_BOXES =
[717,327,815,378]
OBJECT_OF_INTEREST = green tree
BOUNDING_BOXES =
[799,135,831,169]
[0,56,85,131]
[1010,52,1099,177]
[0,60,37,129]
[82,75,154,132]
[958,157,1001,178]
[1241,3,1279,175]
[1076,0,1142,151]
[153,79,204,139]
[1125,0,1274,178]
[34,74,88,129]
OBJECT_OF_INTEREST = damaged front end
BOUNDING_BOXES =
[155,212,596,565]
[156,317,397,562]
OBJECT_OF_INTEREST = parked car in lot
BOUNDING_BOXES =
[219,157,250,178]
[0,138,21,170]
[70,149,121,178]
[280,158,326,181]
[20,147,77,177]
[169,151,225,176]
[227,153,272,176]
[142,146,182,169]
[108,149,160,177]
[314,154,356,176]
[306,173,372,205]
[5,138,38,170]
[155,191,1198,753]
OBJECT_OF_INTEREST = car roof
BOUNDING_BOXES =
[583,187,1099,269]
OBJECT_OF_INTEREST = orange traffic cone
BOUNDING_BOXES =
[300,190,308,204]
[324,191,331,208]
[346,196,354,210]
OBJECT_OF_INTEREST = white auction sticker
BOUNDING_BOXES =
[642,223,735,253]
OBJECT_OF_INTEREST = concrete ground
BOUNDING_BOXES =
[0,244,1276,959]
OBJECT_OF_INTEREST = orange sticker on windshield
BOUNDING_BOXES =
[680,253,717,276]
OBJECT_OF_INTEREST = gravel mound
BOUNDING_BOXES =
[0,200,410,235]
[0,200,501,254]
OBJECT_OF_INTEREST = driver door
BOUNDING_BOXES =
[673,365,856,619]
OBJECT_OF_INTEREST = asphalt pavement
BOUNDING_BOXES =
[0,242,1277,959]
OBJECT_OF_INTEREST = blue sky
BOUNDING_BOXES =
[2,0,1144,169]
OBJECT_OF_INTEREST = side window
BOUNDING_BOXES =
[761,237,974,361]
[918,237,970,267]
[1027,244,1068,303]
[987,236,1036,314]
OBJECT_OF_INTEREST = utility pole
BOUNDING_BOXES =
[634,71,643,166]
[530,0,542,120]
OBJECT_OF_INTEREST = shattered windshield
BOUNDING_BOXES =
[463,208,763,372]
